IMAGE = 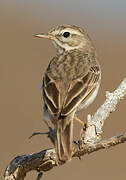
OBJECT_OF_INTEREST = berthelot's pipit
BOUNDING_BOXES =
[35,25,101,164]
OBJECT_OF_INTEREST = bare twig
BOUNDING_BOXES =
[83,78,126,144]
[28,132,49,139]
[3,78,126,180]
[3,132,126,180]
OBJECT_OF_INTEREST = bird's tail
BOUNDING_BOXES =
[56,114,73,164]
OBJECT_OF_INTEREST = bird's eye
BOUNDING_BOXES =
[63,32,70,38]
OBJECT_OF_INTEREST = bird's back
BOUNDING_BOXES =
[43,49,99,118]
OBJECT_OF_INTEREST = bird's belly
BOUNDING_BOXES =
[77,83,100,112]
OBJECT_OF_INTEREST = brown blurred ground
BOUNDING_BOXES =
[0,0,126,179]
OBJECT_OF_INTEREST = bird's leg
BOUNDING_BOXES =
[74,116,87,150]
[74,116,87,137]
[74,116,86,128]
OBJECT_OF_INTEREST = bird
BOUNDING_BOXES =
[35,25,101,164]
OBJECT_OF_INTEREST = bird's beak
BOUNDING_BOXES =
[34,33,54,40]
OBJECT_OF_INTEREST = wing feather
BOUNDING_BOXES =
[61,65,101,115]
[43,73,60,115]
[43,63,100,117]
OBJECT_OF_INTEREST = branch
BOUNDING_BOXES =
[3,78,126,180]
[3,132,126,180]
[83,78,126,143]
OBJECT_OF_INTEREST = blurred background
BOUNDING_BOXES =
[0,0,126,179]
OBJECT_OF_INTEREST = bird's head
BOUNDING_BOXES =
[35,25,93,54]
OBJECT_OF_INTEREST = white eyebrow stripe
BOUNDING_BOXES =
[51,28,83,36]
[61,28,82,36]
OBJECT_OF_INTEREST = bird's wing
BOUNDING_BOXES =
[43,63,101,117]
[61,64,101,115]
[42,72,60,116]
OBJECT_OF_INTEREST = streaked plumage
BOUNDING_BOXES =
[35,25,101,164]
